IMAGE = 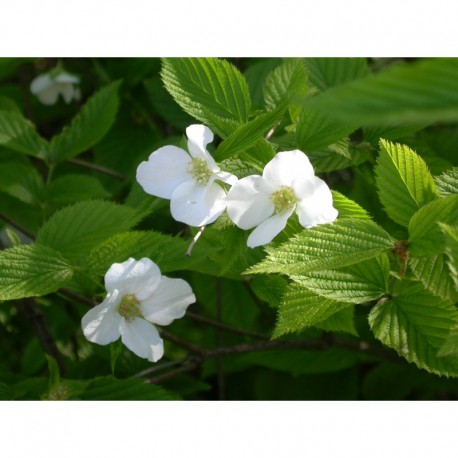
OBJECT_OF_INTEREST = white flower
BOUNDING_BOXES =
[136,124,237,227]
[226,150,338,248]
[30,70,81,106]
[81,258,196,362]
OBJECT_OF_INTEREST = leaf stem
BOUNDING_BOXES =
[67,158,126,180]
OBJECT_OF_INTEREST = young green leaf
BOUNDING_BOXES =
[331,191,372,220]
[296,110,357,152]
[36,200,138,264]
[368,281,458,377]
[304,58,369,91]
[0,110,48,159]
[161,58,251,137]
[435,167,458,197]
[439,223,458,291]
[214,107,285,160]
[49,81,121,162]
[0,162,44,205]
[263,59,308,119]
[438,326,458,357]
[299,58,458,125]
[0,243,73,300]
[247,219,394,276]
[315,307,357,336]
[375,139,438,227]
[291,255,390,304]
[46,174,110,204]
[410,254,458,302]
[408,194,458,256]
[273,283,354,338]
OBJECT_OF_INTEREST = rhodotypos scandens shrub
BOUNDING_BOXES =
[136,124,237,227]
[81,258,195,362]
[226,150,338,248]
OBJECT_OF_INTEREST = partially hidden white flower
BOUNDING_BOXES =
[81,258,196,362]
[30,70,81,106]
[226,150,338,248]
[136,124,237,227]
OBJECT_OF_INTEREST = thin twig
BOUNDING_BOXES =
[59,288,95,307]
[67,158,126,180]
[186,311,269,341]
[16,298,66,374]
[158,328,206,356]
[0,213,35,240]
[134,358,188,378]
[146,359,200,384]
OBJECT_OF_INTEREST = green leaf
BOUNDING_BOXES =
[244,58,282,108]
[375,139,438,227]
[49,81,121,162]
[315,307,357,336]
[110,340,124,375]
[36,200,138,264]
[46,174,110,204]
[435,167,458,197]
[79,376,179,400]
[0,110,48,159]
[86,230,189,276]
[291,255,390,304]
[214,107,285,161]
[438,326,458,357]
[45,355,60,391]
[161,58,251,136]
[307,145,370,174]
[263,59,308,119]
[0,162,44,204]
[410,254,458,302]
[250,275,288,308]
[440,223,458,291]
[273,283,353,338]
[299,58,458,125]
[247,219,394,276]
[408,194,458,256]
[304,58,369,91]
[296,110,357,152]
[331,191,372,220]
[0,243,73,300]
[369,281,458,377]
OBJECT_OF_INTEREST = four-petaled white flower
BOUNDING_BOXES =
[226,150,338,248]
[81,258,196,362]
[30,70,81,106]
[136,124,237,227]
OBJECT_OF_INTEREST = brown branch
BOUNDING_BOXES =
[59,288,95,307]
[16,298,66,374]
[0,213,35,240]
[158,328,206,356]
[67,158,126,180]
[146,359,200,384]
[134,358,188,378]
[186,311,269,341]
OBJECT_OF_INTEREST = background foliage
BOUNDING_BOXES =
[1,57,458,400]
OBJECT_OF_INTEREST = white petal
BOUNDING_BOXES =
[262,150,315,188]
[54,72,80,84]
[214,170,238,186]
[136,146,192,199]
[170,179,226,226]
[36,86,60,105]
[81,292,122,345]
[226,175,274,230]
[247,209,294,248]
[141,276,196,326]
[296,176,339,228]
[30,74,53,94]
[186,124,218,170]
[59,83,76,104]
[120,318,164,362]
[104,258,161,300]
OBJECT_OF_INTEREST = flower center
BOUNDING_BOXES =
[271,186,297,214]
[189,158,213,185]
[117,294,141,322]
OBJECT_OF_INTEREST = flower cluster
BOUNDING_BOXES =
[82,124,338,363]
